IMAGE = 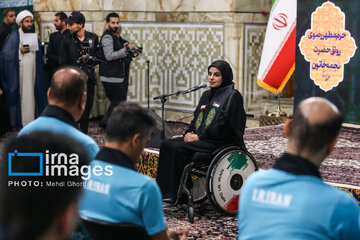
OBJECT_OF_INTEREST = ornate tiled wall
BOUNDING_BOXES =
[121,23,223,112]
[243,24,272,114]
[32,0,271,116]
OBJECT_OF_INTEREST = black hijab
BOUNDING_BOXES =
[208,60,234,99]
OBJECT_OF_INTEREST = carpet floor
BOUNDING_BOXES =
[244,125,360,187]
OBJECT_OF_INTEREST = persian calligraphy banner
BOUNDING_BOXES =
[295,1,360,124]
[257,0,297,94]
[299,2,357,91]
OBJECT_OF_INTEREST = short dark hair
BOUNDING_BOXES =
[49,66,87,106]
[0,131,89,239]
[106,103,155,142]
[289,107,343,154]
[3,8,15,19]
[106,12,119,23]
[55,11,67,21]
[67,11,85,26]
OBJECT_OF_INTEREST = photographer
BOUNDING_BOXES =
[60,11,99,134]
[99,12,134,129]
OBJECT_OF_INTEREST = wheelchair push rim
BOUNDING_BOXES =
[206,146,257,215]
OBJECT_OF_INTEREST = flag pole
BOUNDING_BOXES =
[268,94,287,117]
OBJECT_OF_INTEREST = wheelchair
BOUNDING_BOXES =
[175,145,258,223]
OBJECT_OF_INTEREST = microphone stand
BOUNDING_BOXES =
[153,88,197,140]
[146,60,150,109]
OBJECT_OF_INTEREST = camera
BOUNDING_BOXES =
[77,55,97,68]
[76,41,103,69]
[125,43,143,58]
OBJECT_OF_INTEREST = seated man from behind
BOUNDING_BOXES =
[0,131,90,240]
[238,97,360,239]
[80,102,186,240]
[18,66,99,160]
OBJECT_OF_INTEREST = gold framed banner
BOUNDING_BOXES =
[299,2,357,91]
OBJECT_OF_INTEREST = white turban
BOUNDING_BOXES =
[16,10,33,25]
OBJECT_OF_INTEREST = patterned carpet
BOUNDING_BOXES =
[1,121,359,240]
[244,125,360,187]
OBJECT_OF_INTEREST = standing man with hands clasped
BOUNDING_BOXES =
[98,12,134,129]
[0,8,16,136]
[0,9,16,49]
[46,11,70,75]
[60,11,99,134]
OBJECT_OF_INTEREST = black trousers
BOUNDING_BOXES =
[122,77,129,99]
[156,137,222,199]
[100,81,126,127]
[79,81,95,134]
[0,95,11,136]
[0,70,11,136]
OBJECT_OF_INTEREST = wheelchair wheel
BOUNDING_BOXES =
[206,146,257,215]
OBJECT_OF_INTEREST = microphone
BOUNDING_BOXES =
[183,82,208,94]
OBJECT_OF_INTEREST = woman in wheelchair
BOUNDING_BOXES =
[156,60,247,204]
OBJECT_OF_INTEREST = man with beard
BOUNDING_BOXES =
[0,9,16,49]
[0,8,16,136]
[0,10,44,131]
[60,11,99,134]
[46,11,70,75]
[98,12,134,129]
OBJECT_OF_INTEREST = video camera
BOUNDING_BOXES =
[76,41,104,69]
[125,43,143,58]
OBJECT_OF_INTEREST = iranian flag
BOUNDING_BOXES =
[257,0,297,94]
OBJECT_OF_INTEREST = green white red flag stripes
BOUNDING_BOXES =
[257,0,297,94]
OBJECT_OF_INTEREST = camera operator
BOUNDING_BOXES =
[60,11,99,134]
[98,12,135,129]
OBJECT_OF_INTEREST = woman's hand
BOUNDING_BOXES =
[184,132,199,142]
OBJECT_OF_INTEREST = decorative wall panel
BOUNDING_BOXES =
[121,22,224,112]
[243,24,271,114]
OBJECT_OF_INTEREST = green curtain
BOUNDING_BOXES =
[0,5,33,30]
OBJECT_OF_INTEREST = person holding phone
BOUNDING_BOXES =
[21,44,29,53]
[0,10,44,131]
